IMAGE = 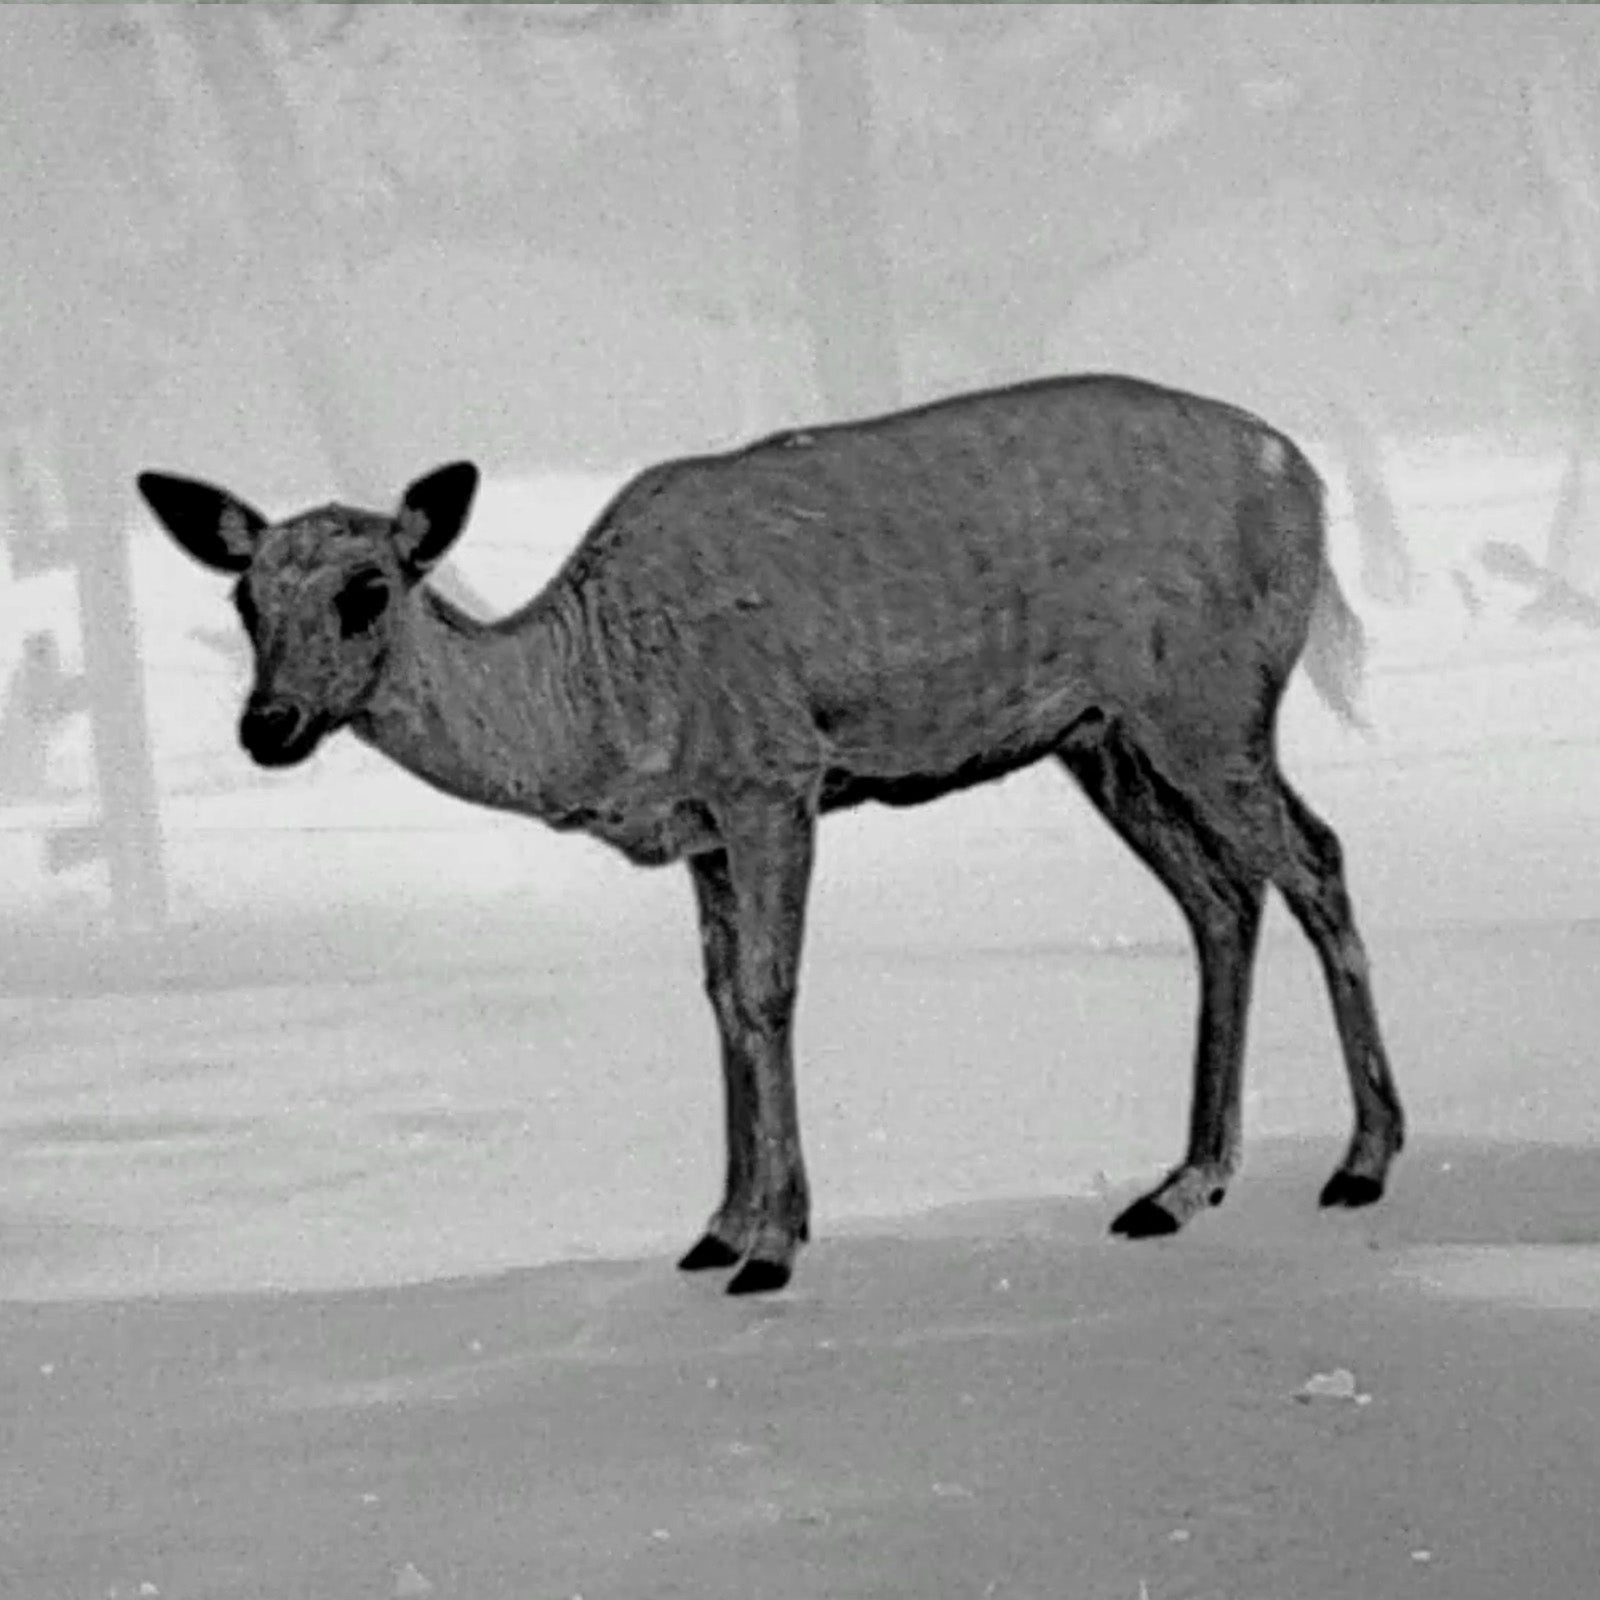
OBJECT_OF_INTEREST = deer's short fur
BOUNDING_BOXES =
[139,374,1404,1296]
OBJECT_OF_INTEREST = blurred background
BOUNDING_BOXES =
[4,4,1600,1299]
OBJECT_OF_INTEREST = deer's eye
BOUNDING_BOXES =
[334,570,391,637]
[233,582,259,634]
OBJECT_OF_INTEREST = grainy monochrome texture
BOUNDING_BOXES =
[10,7,1600,1594]
[140,374,1404,1294]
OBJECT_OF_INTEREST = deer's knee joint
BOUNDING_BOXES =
[1191,880,1260,944]
[1332,928,1370,985]
[703,973,739,1028]
[730,976,798,1039]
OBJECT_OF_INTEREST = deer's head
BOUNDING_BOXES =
[138,462,478,767]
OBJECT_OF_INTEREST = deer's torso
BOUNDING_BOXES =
[539,377,1323,853]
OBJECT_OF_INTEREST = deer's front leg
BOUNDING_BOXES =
[679,847,759,1273]
[677,795,815,1296]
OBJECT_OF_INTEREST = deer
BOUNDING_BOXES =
[137,374,1405,1296]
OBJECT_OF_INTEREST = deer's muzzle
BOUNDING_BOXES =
[240,693,325,767]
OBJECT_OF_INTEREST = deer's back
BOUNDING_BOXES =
[563,377,1327,792]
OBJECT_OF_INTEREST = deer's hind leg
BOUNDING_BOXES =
[1058,714,1267,1237]
[1267,777,1404,1207]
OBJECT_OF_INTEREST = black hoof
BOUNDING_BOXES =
[1110,1197,1182,1238]
[678,1234,743,1272]
[727,1258,791,1296]
[1319,1171,1384,1209]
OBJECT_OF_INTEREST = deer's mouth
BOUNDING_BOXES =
[239,698,332,767]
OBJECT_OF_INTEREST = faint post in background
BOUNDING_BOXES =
[63,394,170,927]
[704,5,783,440]
[0,6,168,929]
[1529,48,1600,589]
[792,4,901,418]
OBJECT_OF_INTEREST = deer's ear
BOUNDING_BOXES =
[393,461,478,578]
[137,472,265,574]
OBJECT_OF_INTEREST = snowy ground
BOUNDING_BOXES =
[5,1128,1600,1598]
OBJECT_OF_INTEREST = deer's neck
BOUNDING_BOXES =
[351,584,592,820]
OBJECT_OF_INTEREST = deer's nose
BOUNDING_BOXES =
[239,693,307,758]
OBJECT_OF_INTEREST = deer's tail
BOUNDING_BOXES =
[1301,557,1370,730]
